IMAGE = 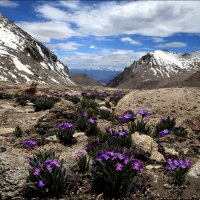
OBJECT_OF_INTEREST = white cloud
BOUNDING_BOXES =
[61,49,146,70]
[46,42,82,51]
[0,0,18,8]
[151,37,166,43]
[60,1,81,10]
[121,37,141,45]
[35,1,200,37]
[17,21,81,42]
[90,45,96,49]
[156,42,187,48]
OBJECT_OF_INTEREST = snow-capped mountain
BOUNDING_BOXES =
[108,50,200,89]
[0,15,75,85]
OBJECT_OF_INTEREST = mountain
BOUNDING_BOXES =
[70,69,121,84]
[0,15,74,85]
[69,73,103,86]
[108,50,200,89]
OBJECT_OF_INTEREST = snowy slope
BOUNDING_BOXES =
[0,15,75,85]
[108,50,200,89]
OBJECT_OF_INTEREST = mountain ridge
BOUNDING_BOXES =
[108,49,200,89]
[0,15,75,85]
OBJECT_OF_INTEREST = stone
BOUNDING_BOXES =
[73,132,85,138]
[50,99,76,119]
[131,132,165,162]
[146,165,162,170]
[188,159,200,178]
[98,101,106,106]
[45,135,58,143]
[0,128,15,136]
[163,147,179,157]
[164,183,172,189]
[99,106,112,112]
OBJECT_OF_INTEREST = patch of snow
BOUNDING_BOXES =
[50,78,59,84]
[12,57,34,75]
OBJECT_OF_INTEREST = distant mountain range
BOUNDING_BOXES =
[0,15,74,85]
[69,73,103,86]
[108,50,200,89]
[70,69,121,84]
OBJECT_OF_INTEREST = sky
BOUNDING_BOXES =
[0,0,200,71]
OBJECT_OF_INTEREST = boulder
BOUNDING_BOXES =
[114,87,200,127]
[131,132,165,162]
[49,99,75,119]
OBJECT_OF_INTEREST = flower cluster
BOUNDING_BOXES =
[111,130,129,137]
[86,118,99,136]
[27,151,69,196]
[92,150,143,196]
[166,157,192,186]
[119,113,135,124]
[159,129,170,137]
[22,139,37,148]
[94,151,143,172]
[75,152,90,174]
[137,109,151,119]
[58,122,74,131]
[57,122,75,144]
[166,158,191,171]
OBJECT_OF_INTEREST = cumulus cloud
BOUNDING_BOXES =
[0,0,18,8]
[46,42,82,51]
[121,37,141,45]
[35,1,200,37]
[17,21,81,42]
[156,42,187,48]
[61,49,146,70]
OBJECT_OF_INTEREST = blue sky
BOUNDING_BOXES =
[0,0,200,70]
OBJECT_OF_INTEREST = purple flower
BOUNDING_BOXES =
[22,139,37,148]
[137,109,151,119]
[159,129,170,137]
[166,158,191,171]
[115,163,124,171]
[118,130,129,136]
[119,113,135,124]
[76,152,84,158]
[59,122,73,131]
[43,159,60,172]
[33,167,41,176]
[88,118,96,124]
[35,180,46,188]
[132,160,143,172]
[81,112,88,118]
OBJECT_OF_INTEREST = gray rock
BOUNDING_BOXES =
[131,132,165,162]
[45,135,58,143]
[188,159,200,178]
[0,128,15,136]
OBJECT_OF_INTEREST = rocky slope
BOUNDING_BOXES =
[108,50,200,89]
[0,15,74,85]
[70,73,103,86]
[0,83,199,199]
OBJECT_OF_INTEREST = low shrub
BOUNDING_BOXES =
[75,152,90,174]
[165,157,191,186]
[91,151,143,197]
[173,125,188,138]
[0,92,14,99]
[86,118,99,136]
[155,116,176,136]
[64,94,80,104]
[26,150,69,197]
[33,95,60,111]
[57,122,75,144]
[99,109,111,119]
[15,94,33,106]
[13,125,23,137]
[76,112,88,131]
